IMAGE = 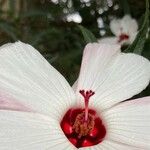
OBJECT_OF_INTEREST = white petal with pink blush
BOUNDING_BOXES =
[98,37,118,45]
[0,41,76,120]
[0,41,150,150]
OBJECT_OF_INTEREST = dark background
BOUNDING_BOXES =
[0,0,149,97]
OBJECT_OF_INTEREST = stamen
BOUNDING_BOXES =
[79,90,95,122]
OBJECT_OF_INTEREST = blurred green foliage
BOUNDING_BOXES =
[124,0,149,54]
[0,0,149,97]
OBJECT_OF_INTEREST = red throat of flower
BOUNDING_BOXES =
[118,33,129,43]
[61,89,106,148]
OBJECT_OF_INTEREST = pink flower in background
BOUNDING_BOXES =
[99,15,138,46]
[0,41,150,150]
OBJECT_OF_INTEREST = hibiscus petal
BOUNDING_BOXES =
[0,41,76,120]
[79,140,141,150]
[0,110,76,150]
[110,18,122,36]
[121,15,138,35]
[103,97,150,149]
[72,43,120,92]
[76,44,150,110]
[0,92,31,111]
[75,43,120,106]
[98,37,118,44]
[72,80,78,91]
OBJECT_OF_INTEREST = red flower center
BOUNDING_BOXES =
[118,33,129,43]
[60,90,106,148]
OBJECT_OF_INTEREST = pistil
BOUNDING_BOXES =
[79,90,95,122]
[73,90,95,137]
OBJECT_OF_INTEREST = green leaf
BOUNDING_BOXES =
[143,38,150,60]
[78,25,97,43]
[0,22,18,40]
[8,0,15,14]
[20,10,48,18]
[31,30,48,46]
[124,0,149,55]
[120,0,130,15]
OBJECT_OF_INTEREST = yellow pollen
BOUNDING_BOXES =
[73,112,95,138]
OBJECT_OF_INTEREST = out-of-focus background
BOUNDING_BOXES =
[0,0,149,96]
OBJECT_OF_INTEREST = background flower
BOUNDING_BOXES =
[98,15,138,45]
[110,15,138,45]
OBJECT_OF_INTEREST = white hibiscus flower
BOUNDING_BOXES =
[99,15,138,45]
[0,41,150,150]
